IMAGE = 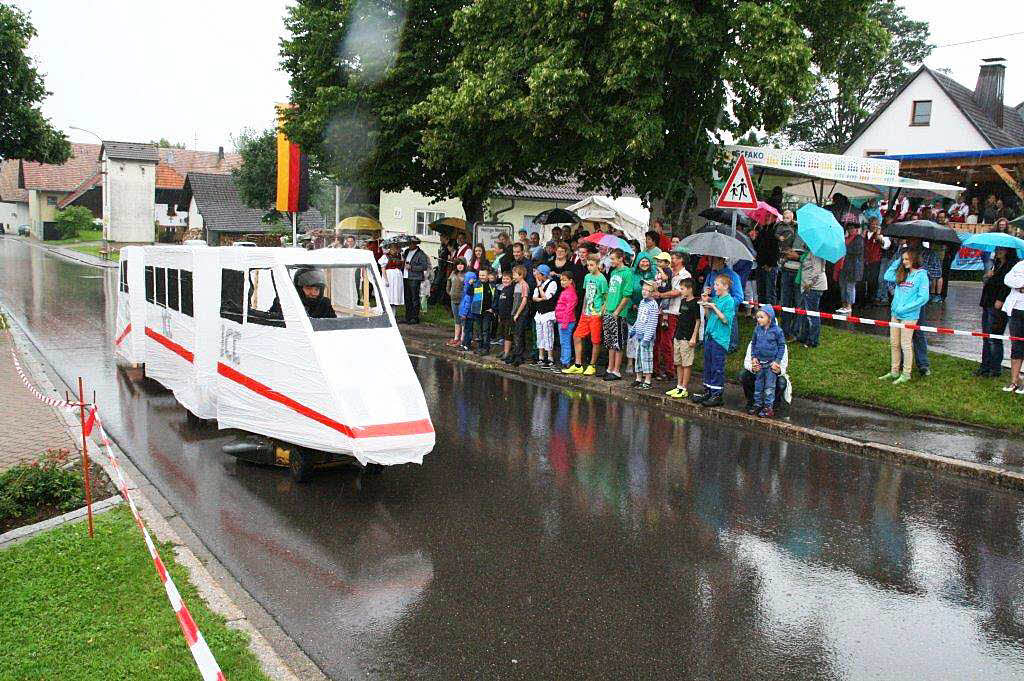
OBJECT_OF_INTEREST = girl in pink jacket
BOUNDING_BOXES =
[554,272,579,370]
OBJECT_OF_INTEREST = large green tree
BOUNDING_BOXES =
[782,0,931,152]
[0,4,70,163]
[280,0,495,224]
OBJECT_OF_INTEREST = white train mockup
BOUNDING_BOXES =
[114,244,434,471]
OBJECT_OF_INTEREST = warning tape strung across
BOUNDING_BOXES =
[744,302,1024,342]
[7,343,227,681]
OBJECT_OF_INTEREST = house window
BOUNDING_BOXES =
[46,196,57,206]
[911,100,931,126]
[865,150,887,158]
[414,210,444,236]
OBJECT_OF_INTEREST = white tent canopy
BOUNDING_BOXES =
[724,145,963,199]
[567,195,648,242]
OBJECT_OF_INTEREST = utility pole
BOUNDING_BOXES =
[335,184,341,229]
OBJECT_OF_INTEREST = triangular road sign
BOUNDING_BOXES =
[716,156,759,210]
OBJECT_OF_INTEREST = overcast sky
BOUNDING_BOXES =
[15,0,1024,154]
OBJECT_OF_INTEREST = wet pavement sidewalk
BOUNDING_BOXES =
[400,322,1024,477]
[0,333,78,472]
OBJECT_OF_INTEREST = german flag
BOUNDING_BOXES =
[275,106,308,213]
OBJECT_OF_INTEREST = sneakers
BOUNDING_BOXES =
[835,306,852,315]
[918,367,931,377]
[1002,383,1021,393]
[550,362,563,372]
[758,407,774,418]
[892,374,911,385]
[542,359,552,369]
[746,405,760,415]
[633,380,644,389]
[582,365,597,376]
[563,364,583,375]
[690,392,708,404]
[638,382,652,390]
[603,372,622,382]
[877,372,899,380]
[665,387,688,399]
[701,394,724,407]
[458,345,472,352]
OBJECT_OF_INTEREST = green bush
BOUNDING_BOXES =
[53,206,95,240]
[0,450,83,524]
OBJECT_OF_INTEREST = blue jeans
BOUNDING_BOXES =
[754,364,777,407]
[913,329,929,372]
[558,322,576,365]
[702,338,727,396]
[875,258,892,303]
[981,307,1007,374]
[841,282,856,307]
[796,289,822,347]
[757,266,779,305]
[462,317,476,348]
[779,268,798,337]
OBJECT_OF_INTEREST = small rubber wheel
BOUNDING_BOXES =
[289,448,314,482]
[364,463,385,476]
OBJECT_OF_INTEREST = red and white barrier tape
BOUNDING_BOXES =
[744,302,1024,342]
[7,344,227,681]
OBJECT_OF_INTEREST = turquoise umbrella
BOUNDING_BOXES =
[796,204,846,263]
[961,232,1024,259]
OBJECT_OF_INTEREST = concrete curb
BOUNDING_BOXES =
[0,495,123,549]
[0,235,117,269]
[404,336,1024,493]
[3,311,320,681]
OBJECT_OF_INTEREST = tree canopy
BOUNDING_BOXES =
[782,0,931,153]
[0,4,70,163]
[280,0,880,223]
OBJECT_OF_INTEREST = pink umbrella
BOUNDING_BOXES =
[743,201,782,226]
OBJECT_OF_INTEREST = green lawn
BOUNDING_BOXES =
[396,303,456,327]
[410,303,1020,432]
[71,242,119,261]
[0,508,268,681]
[45,228,103,245]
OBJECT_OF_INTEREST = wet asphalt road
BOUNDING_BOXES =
[3,238,1024,680]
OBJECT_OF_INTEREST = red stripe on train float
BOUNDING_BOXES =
[114,323,132,346]
[216,362,433,439]
[144,327,194,363]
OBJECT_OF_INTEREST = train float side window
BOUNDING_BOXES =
[120,261,129,294]
[246,268,285,328]
[286,264,389,331]
[155,267,167,307]
[167,268,180,311]
[220,269,244,323]
[144,265,154,303]
[180,271,194,317]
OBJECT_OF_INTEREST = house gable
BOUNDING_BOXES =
[844,68,990,156]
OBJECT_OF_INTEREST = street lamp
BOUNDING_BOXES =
[69,126,107,243]
[68,125,103,143]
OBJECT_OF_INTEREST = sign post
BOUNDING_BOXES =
[716,156,759,238]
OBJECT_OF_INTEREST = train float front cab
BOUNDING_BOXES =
[114,244,435,480]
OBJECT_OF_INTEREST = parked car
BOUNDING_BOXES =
[17,224,30,236]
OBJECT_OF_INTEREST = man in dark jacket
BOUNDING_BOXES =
[402,238,431,324]
[751,219,780,304]
[294,268,337,319]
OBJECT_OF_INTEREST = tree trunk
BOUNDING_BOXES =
[461,194,486,243]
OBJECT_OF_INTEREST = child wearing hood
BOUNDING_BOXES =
[750,303,786,417]
[458,271,490,352]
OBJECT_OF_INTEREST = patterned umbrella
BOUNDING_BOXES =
[581,232,634,255]
[743,201,782,226]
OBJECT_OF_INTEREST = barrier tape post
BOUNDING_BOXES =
[76,376,95,539]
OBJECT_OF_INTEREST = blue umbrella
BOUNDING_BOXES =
[961,232,1024,259]
[796,204,846,263]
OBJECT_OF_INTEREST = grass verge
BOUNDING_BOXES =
[70,242,119,261]
[0,507,268,681]
[408,302,1020,432]
[44,228,103,245]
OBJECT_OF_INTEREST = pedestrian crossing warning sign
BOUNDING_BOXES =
[716,156,759,209]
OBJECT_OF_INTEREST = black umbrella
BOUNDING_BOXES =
[381,234,418,248]
[533,208,581,225]
[697,222,756,255]
[883,220,962,245]
[699,207,752,227]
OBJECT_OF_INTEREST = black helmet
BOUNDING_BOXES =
[294,267,326,289]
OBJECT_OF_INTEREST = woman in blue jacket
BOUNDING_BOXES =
[879,249,930,384]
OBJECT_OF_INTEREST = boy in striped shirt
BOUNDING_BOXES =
[630,281,660,390]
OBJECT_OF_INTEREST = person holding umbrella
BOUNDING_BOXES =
[879,249,930,384]
[794,203,847,348]
[1002,258,1024,393]
[977,247,1019,378]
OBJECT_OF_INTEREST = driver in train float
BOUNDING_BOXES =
[294,268,336,319]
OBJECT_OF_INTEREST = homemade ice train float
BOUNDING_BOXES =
[114,243,434,480]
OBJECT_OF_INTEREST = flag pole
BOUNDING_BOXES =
[291,212,298,247]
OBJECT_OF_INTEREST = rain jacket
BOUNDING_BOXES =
[555,284,578,330]
[743,341,793,404]
[837,232,864,284]
[800,252,828,292]
[751,305,786,364]
[883,262,929,321]
[458,272,478,318]
[632,297,660,345]
[706,266,744,306]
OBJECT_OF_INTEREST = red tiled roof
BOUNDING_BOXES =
[155,164,186,189]
[19,142,101,192]
[0,160,28,203]
[57,171,101,209]
[157,148,241,188]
